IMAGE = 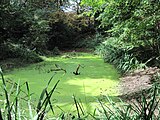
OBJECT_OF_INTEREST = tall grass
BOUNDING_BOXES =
[93,84,160,120]
[95,38,148,74]
[0,68,60,119]
[0,68,12,120]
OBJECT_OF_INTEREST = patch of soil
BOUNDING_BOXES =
[119,67,160,99]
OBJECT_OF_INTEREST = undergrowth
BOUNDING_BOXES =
[0,42,42,63]
[94,85,160,120]
[76,33,105,50]
[95,37,160,74]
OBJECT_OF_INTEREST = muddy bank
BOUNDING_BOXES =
[119,67,160,99]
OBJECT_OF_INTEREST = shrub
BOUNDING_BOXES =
[0,2,50,55]
[47,11,95,50]
[0,42,42,63]
[95,37,144,73]
[76,33,105,49]
[52,46,61,56]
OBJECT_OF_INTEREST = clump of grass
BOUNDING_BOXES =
[0,67,12,120]
[0,68,60,119]
[93,84,160,120]
[35,76,60,119]
[56,95,88,120]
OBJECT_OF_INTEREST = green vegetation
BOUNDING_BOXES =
[82,0,160,73]
[2,53,119,116]
[1,66,160,119]
[0,0,95,61]
[1,0,160,119]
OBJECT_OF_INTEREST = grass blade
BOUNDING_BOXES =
[0,69,12,120]
[72,95,80,118]
[43,80,60,111]
[25,82,33,119]
[45,90,54,114]
[36,88,47,113]
[37,80,60,119]
[98,99,109,120]
[78,99,85,115]
[36,74,56,113]
[147,85,159,118]
[0,109,3,120]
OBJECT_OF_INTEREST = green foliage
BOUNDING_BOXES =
[99,0,160,54]
[76,33,105,49]
[96,38,145,73]
[0,0,95,59]
[82,0,160,72]
[52,46,61,55]
[81,0,105,7]
[0,42,42,63]
[152,73,160,85]
[81,0,106,14]
[0,1,50,56]
[47,11,95,50]
[20,8,50,52]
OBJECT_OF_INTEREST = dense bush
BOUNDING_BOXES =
[76,33,105,49]
[0,1,51,61]
[0,2,45,58]
[52,46,61,56]
[96,37,144,73]
[47,11,95,50]
[0,42,42,63]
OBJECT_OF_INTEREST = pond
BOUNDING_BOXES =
[3,52,120,116]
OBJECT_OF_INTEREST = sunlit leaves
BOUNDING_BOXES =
[81,0,106,7]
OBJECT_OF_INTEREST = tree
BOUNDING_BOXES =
[82,0,160,70]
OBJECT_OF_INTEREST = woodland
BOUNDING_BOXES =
[0,0,160,119]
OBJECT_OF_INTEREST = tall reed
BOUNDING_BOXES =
[0,68,60,120]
